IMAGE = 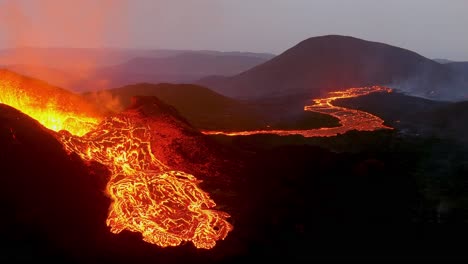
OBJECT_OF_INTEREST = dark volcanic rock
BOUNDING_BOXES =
[0,104,111,262]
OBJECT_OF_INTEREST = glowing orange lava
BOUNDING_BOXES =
[0,76,232,249]
[0,71,102,136]
[203,86,393,137]
[58,116,232,249]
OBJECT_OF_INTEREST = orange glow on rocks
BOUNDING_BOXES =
[203,86,393,137]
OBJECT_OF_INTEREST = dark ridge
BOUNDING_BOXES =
[84,83,340,131]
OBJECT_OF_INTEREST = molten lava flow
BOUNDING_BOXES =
[0,75,101,136]
[204,86,393,137]
[58,116,232,249]
[1,77,232,249]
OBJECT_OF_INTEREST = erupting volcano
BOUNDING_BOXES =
[0,70,103,136]
[0,68,392,250]
[0,71,233,249]
[204,86,393,137]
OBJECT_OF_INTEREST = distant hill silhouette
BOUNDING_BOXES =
[73,53,271,92]
[433,58,455,64]
[199,35,468,101]
[0,48,274,92]
[102,53,270,76]
[446,62,468,79]
[0,47,275,69]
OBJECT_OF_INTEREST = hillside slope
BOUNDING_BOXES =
[199,35,467,100]
[85,83,339,131]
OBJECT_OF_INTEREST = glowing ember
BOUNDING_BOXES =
[0,77,232,249]
[203,86,393,137]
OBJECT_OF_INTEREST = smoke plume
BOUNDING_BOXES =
[0,0,128,93]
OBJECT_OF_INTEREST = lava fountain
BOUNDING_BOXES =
[0,70,102,136]
[203,86,393,137]
[0,73,233,249]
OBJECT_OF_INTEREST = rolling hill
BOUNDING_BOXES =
[433,58,454,64]
[199,35,467,101]
[84,83,339,131]
[0,47,275,69]
[446,62,468,77]
[1,48,274,92]
[99,53,270,77]
[73,53,272,92]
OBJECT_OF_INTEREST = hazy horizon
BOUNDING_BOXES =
[1,0,467,60]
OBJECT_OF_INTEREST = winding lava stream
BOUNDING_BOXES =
[203,86,393,137]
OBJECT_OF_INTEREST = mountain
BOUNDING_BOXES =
[84,83,339,131]
[199,35,468,101]
[101,53,270,76]
[0,47,135,68]
[1,48,274,92]
[159,50,275,60]
[0,47,275,69]
[434,58,454,64]
[446,62,468,75]
[73,53,271,91]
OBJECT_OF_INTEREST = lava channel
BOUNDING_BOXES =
[203,86,393,137]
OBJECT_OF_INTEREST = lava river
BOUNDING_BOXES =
[203,86,393,137]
